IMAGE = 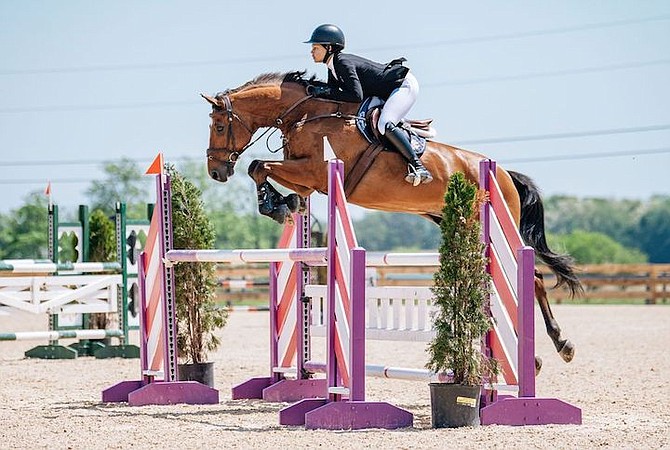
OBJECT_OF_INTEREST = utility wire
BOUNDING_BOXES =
[2,57,667,114]
[1,124,668,168]
[1,147,669,185]
[451,124,670,146]
[424,58,670,87]
[1,14,668,76]
[500,146,670,164]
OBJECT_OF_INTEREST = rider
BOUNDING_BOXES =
[304,24,433,186]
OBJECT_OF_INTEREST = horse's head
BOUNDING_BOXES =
[202,91,258,183]
[203,72,316,183]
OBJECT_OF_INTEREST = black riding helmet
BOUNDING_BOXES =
[304,24,345,49]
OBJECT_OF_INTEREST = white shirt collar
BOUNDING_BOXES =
[326,55,337,79]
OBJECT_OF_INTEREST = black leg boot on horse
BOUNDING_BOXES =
[384,123,433,186]
[256,181,304,224]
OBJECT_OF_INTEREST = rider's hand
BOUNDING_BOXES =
[306,85,332,98]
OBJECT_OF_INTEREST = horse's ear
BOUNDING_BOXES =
[200,93,220,107]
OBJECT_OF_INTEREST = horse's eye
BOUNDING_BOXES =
[215,123,225,134]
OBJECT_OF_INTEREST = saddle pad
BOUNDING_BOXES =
[355,97,426,156]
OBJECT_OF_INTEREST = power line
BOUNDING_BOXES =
[500,146,670,164]
[1,124,668,169]
[364,14,670,52]
[2,14,668,76]
[1,147,668,185]
[424,58,670,87]
[1,57,667,115]
[0,100,197,114]
[452,124,670,146]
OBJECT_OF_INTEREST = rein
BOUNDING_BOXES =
[207,89,363,169]
[207,91,315,164]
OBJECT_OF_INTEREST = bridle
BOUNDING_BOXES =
[206,90,314,167]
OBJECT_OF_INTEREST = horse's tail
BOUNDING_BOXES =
[508,170,583,297]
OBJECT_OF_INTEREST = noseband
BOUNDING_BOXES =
[207,90,314,167]
[206,91,256,167]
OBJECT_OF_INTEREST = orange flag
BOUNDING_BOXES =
[145,152,164,175]
[44,181,52,207]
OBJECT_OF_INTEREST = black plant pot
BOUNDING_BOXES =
[429,383,481,428]
[178,362,215,388]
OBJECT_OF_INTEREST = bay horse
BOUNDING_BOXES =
[202,71,581,366]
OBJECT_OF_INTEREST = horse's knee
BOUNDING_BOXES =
[248,159,266,179]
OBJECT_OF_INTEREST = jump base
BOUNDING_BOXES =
[262,378,328,402]
[94,344,141,359]
[480,397,582,425]
[280,399,413,430]
[102,380,219,406]
[25,345,78,359]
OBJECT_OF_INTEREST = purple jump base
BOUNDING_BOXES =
[232,376,328,402]
[102,380,219,406]
[280,399,413,430]
[261,379,328,402]
[480,396,582,426]
[231,377,273,399]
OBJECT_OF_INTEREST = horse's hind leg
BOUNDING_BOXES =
[535,269,575,363]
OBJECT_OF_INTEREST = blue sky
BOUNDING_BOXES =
[1,1,669,218]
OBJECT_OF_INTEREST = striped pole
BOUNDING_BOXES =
[279,160,413,430]
[0,261,121,273]
[102,163,219,406]
[479,159,582,425]
[0,329,123,341]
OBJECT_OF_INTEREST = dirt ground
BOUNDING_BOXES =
[1,305,669,449]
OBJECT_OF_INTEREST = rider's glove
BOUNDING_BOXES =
[306,85,332,98]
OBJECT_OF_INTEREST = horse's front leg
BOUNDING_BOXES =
[248,159,322,224]
[534,269,575,363]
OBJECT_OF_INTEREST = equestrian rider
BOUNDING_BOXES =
[304,24,433,186]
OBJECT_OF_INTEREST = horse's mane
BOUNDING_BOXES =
[229,71,319,94]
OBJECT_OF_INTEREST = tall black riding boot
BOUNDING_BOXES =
[384,123,433,186]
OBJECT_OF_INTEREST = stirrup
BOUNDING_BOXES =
[404,165,433,187]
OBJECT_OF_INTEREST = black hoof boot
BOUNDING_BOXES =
[257,181,286,216]
[269,205,291,224]
[285,193,301,213]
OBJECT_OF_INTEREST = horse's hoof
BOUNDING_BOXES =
[297,197,307,215]
[558,339,575,363]
[270,205,290,225]
[535,356,543,376]
[286,194,301,213]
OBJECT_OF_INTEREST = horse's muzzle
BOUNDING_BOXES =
[210,163,235,183]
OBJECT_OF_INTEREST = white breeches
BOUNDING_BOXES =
[377,71,419,135]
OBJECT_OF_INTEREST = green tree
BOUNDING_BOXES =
[0,191,48,259]
[548,231,647,264]
[86,158,149,218]
[544,196,642,248]
[176,159,282,249]
[356,212,440,251]
[427,172,497,385]
[88,209,117,329]
[88,209,116,262]
[636,196,670,263]
[167,164,228,363]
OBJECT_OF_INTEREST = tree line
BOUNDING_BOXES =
[1,159,668,264]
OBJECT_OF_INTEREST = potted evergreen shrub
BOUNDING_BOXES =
[426,172,499,428]
[166,165,228,387]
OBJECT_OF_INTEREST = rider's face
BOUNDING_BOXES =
[311,44,327,63]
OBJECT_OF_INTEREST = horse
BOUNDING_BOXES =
[202,71,582,366]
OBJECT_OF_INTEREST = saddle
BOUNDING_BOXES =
[345,97,437,197]
[355,97,437,157]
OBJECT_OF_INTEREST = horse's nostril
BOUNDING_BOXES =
[211,170,220,180]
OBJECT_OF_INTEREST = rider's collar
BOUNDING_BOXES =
[326,54,336,78]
